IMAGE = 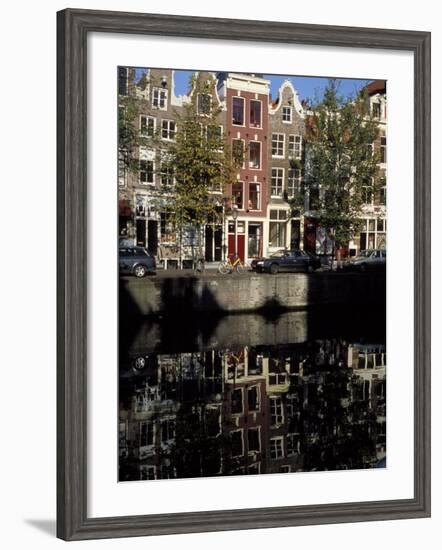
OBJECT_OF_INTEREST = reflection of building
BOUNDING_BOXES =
[119,338,386,481]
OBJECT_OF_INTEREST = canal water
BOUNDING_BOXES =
[119,307,386,482]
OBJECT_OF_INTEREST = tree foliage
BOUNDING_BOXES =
[306,80,380,251]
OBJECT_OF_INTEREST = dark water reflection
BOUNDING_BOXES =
[119,308,386,482]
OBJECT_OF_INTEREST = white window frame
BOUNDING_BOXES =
[152,87,168,110]
[272,133,285,158]
[287,168,301,198]
[231,386,244,414]
[271,167,284,197]
[232,95,245,126]
[249,98,262,128]
[161,119,176,141]
[232,181,245,211]
[247,384,261,412]
[282,106,292,123]
[288,134,302,159]
[139,159,155,185]
[248,140,262,170]
[248,182,261,212]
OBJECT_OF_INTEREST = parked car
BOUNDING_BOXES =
[252,249,321,274]
[344,249,386,272]
[119,246,156,277]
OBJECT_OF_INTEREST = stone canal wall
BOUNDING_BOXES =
[120,272,386,317]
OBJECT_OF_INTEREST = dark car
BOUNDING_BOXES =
[119,246,156,277]
[253,249,321,274]
[344,249,386,272]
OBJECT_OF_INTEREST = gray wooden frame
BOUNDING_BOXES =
[57,8,431,541]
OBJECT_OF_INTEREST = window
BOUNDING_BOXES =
[282,106,292,122]
[152,87,167,109]
[287,434,300,456]
[231,388,243,414]
[161,119,176,140]
[372,102,381,118]
[232,96,245,125]
[250,100,262,127]
[160,161,174,186]
[269,210,287,248]
[197,93,211,115]
[248,385,260,411]
[248,428,260,453]
[249,141,261,169]
[270,397,284,426]
[139,421,154,446]
[160,212,175,242]
[288,135,302,159]
[248,183,261,210]
[270,437,284,459]
[207,125,223,146]
[231,430,244,457]
[287,169,301,197]
[140,465,156,480]
[140,115,155,137]
[272,133,285,157]
[139,160,154,184]
[232,182,244,210]
[363,182,374,205]
[118,67,128,96]
[271,168,284,196]
[161,419,175,443]
[232,139,244,166]
[269,372,287,385]
[380,135,387,163]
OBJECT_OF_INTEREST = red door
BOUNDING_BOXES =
[228,234,245,261]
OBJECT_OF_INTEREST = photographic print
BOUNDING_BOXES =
[118,67,387,483]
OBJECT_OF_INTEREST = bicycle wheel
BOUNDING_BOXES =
[235,262,247,274]
[218,262,231,275]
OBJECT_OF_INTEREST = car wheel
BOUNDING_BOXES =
[270,263,279,275]
[134,264,148,278]
[306,264,314,273]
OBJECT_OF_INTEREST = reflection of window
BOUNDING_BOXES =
[282,106,292,122]
[232,97,244,125]
[248,183,260,210]
[232,182,244,209]
[161,119,176,140]
[270,397,284,426]
[139,421,154,446]
[287,434,300,456]
[197,93,211,114]
[288,135,302,159]
[232,139,244,166]
[140,465,156,480]
[269,372,287,385]
[270,437,284,459]
[271,168,284,196]
[249,141,261,169]
[231,430,243,457]
[248,385,260,411]
[161,419,175,443]
[140,115,155,137]
[152,87,167,109]
[139,160,154,184]
[231,388,243,414]
[248,427,260,452]
[272,133,284,157]
[250,100,262,127]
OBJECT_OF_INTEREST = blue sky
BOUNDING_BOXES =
[135,67,371,104]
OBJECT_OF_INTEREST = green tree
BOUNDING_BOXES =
[306,80,380,265]
[159,75,235,265]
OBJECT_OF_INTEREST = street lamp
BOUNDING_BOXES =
[232,204,238,259]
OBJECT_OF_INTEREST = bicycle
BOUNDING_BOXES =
[218,254,247,274]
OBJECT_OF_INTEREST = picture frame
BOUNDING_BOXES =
[57,8,431,541]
